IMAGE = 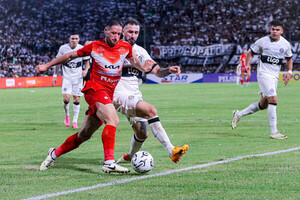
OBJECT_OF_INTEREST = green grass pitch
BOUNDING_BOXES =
[1,82,300,200]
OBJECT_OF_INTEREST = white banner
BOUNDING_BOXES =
[146,73,203,84]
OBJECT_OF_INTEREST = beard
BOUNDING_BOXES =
[125,36,136,46]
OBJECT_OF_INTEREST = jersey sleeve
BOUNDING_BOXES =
[77,42,93,57]
[250,38,263,54]
[56,46,64,58]
[285,43,293,59]
[141,48,153,61]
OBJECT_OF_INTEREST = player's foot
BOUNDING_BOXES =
[64,116,70,127]
[116,154,131,164]
[231,110,240,130]
[270,132,288,139]
[246,82,249,87]
[102,162,130,174]
[240,85,244,87]
[40,148,56,171]
[170,145,189,163]
[72,122,78,129]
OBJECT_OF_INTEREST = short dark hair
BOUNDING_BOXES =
[269,20,283,27]
[123,17,141,28]
[106,17,122,29]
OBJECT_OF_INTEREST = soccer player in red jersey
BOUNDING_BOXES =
[239,49,251,87]
[36,18,153,174]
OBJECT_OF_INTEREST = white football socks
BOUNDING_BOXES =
[237,102,260,118]
[128,134,145,158]
[268,104,278,134]
[73,103,80,123]
[148,116,174,155]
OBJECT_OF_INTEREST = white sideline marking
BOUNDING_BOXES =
[23,146,300,200]
[1,119,299,123]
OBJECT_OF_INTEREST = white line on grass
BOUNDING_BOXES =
[23,146,300,200]
[1,119,299,124]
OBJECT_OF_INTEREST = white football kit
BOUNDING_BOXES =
[250,36,293,97]
[113,44,152,123]
[56,44,90,96]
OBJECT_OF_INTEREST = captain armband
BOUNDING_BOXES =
[146,63,158,74]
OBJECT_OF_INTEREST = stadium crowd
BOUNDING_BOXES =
[0,0,299,77]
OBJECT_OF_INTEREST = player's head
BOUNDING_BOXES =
[69,34,80,49]
[122,17,141,45]
[104,17,122,47]
[268,20,283,41]
[242,49,248,55]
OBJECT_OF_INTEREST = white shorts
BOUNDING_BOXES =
[113,77,143,119]
[62,76,83,96]
[258,73,278,97]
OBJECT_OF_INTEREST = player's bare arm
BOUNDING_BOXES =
[283,58,293,86]
[152,65,181,78]
[51,65,61,85]
[36,51,79,73]
[245,51,253,69]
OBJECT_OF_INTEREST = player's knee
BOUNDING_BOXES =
[259,102,268,110]
[107,117,119,127]
[146,105,157,118]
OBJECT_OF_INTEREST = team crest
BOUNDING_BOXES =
[279,48,284,54]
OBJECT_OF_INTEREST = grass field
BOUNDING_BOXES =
[1,82,300,200]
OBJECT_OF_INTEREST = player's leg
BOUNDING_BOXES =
[245,69,251,87]
[40,115,101,170]
[236,74,240,86]
[62,78,72,127]
[136,101,188,163]
[96,102,130,173]
[240,69,245,87]
[232,94,267,130]
[72,96,80,128]
[71,77,84,128]
[117,118,148,163]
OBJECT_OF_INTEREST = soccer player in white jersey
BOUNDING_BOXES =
[231,20,293,139]
[114,17,189,163]
[52,34,90,129]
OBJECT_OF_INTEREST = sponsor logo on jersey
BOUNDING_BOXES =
[100,76,120,84]
[261,55,282,65]
[267,56,280,64]
[105,65,120,69]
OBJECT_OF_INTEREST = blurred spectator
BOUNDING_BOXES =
[0,0,299,76]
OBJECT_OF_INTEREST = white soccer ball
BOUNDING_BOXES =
[131,151,154,173]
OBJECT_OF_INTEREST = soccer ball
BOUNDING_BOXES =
[131,151,154,173]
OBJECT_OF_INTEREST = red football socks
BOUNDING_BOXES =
[54,133,82,157]
[102,125,116,161]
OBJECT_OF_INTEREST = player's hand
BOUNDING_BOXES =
[283,73,292,86]
[52,77,57,86]
[36,64,48,73]
[169,66,181,76]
